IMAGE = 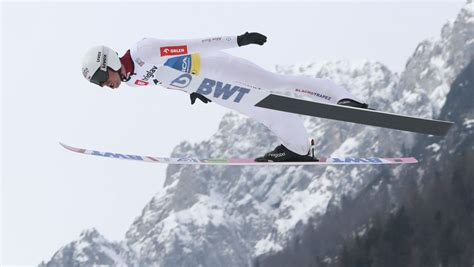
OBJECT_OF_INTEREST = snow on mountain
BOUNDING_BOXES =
[41,2,474,266]
[398,0,474,118]
[258,59,474,267]
[39,228,129,267]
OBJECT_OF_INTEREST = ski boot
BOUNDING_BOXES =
[255,140,319,162]
[337,98,371,109]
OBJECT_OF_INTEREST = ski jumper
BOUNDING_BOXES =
[122,36,362,155]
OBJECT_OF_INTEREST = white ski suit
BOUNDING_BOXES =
[124,35,362,155]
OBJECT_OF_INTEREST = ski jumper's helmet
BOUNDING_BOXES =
[82,46,121,86]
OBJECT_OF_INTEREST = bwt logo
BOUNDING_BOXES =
[197,78,250,103]
[170,73,193,88]
[332,157,383,163]
[92,151,144,161]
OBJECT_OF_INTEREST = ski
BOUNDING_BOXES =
[255,94,453,136]
[60,143,418,165]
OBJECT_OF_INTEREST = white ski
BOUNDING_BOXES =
[60,143,418,166]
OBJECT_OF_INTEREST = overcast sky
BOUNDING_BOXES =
[1,1,466,265]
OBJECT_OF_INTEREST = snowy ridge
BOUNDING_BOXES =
[39,228,128,267]
[398,0,474,118]
[42,2,474,266]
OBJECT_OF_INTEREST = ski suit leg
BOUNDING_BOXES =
[200,52,364,104]
[198,52,363,155]
[197,52,313,154]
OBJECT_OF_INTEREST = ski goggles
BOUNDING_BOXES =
[90,68,109,86]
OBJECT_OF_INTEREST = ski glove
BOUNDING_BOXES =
[190,92,212,105]
[237,32,267,47]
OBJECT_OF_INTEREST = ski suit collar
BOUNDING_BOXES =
[120,50,135,82]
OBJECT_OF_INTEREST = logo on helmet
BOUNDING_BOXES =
[170,74,192,88]
[96,52,102,63]
[82,68,90,79]
[100,54,108,69]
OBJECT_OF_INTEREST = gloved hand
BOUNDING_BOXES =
[190,92,211,105]
[237,32,267,47]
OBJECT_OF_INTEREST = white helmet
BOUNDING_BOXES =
[82,45,121,86]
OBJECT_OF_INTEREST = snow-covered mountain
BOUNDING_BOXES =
[398,0,474,118]
[258,53,474,267]
[41,1,474,266]
[39,229,129,267]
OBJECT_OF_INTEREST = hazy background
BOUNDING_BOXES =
[1,1,465,265]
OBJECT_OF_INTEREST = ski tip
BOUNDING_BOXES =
[59,142,73,150]
[59,142,68,149]
[59,142,86,154]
